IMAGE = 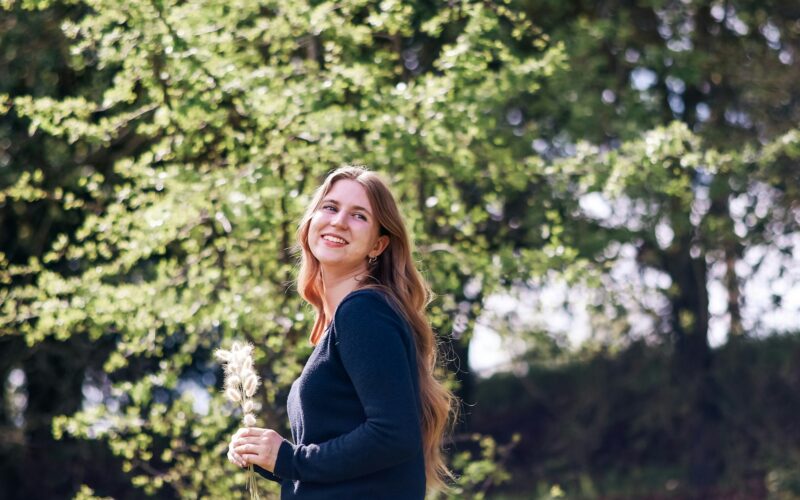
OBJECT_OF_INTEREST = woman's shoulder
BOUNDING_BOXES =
[336,287,395,316]
[333,288,408,331]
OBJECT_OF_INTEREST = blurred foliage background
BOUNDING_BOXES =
[1,0,798,498]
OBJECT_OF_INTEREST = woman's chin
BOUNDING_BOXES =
[311,248,341,264]
[316,258,369,276]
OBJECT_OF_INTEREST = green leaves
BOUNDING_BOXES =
[0,1,574,496]
[3,0,798,497]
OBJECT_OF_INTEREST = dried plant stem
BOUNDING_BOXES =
[247,464,261,500]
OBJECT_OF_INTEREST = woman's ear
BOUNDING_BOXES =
[371,235,390,257]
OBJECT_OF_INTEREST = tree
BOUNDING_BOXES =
[501,0,800,490]
[0,2,138,497]
[1,0,570,497]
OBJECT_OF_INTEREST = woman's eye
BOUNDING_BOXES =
[322,205,336,212]
[354,213,367,221]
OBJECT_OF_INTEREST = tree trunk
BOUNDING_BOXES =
[663,242,723,494]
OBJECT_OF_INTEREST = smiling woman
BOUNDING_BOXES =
[306,179,389,284]
[226,166,457,499]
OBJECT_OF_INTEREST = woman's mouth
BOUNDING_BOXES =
[322,234,347,245]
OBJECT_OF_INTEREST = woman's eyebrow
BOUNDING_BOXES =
[322,198,373,216]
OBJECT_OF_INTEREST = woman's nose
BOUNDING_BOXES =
[330,211,347,227]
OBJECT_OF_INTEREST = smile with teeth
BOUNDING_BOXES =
[322,234,347,244]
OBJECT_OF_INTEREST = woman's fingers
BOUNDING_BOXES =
[229,445,242,465]
[234,427,253,439]
[234,441,266,457]
[234,435,266,445]
[233,433,269,448]
[238,427,266,438]
[228,429,254,468]
[227,447,247,468]
[228,427,278,470]
[227,440,245,467]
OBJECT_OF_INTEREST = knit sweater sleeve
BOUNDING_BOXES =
[253,465,282,483]
[272,291,422,483]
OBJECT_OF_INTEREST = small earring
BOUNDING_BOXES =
[368,255,377,265]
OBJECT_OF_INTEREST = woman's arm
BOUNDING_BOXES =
[273,291,422,483]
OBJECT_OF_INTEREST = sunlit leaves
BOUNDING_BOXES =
[0,0,576,496]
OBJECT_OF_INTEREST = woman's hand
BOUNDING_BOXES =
[227,427,284,472]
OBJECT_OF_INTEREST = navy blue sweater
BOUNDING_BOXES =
[255,289,426,499]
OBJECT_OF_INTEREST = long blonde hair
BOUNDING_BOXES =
[296,165,456,491]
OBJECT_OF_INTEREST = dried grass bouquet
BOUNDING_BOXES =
[215,341,261,499]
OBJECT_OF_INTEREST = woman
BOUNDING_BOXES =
[227,166,456,498]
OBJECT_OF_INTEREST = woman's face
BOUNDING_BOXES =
[308,179,388,274]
